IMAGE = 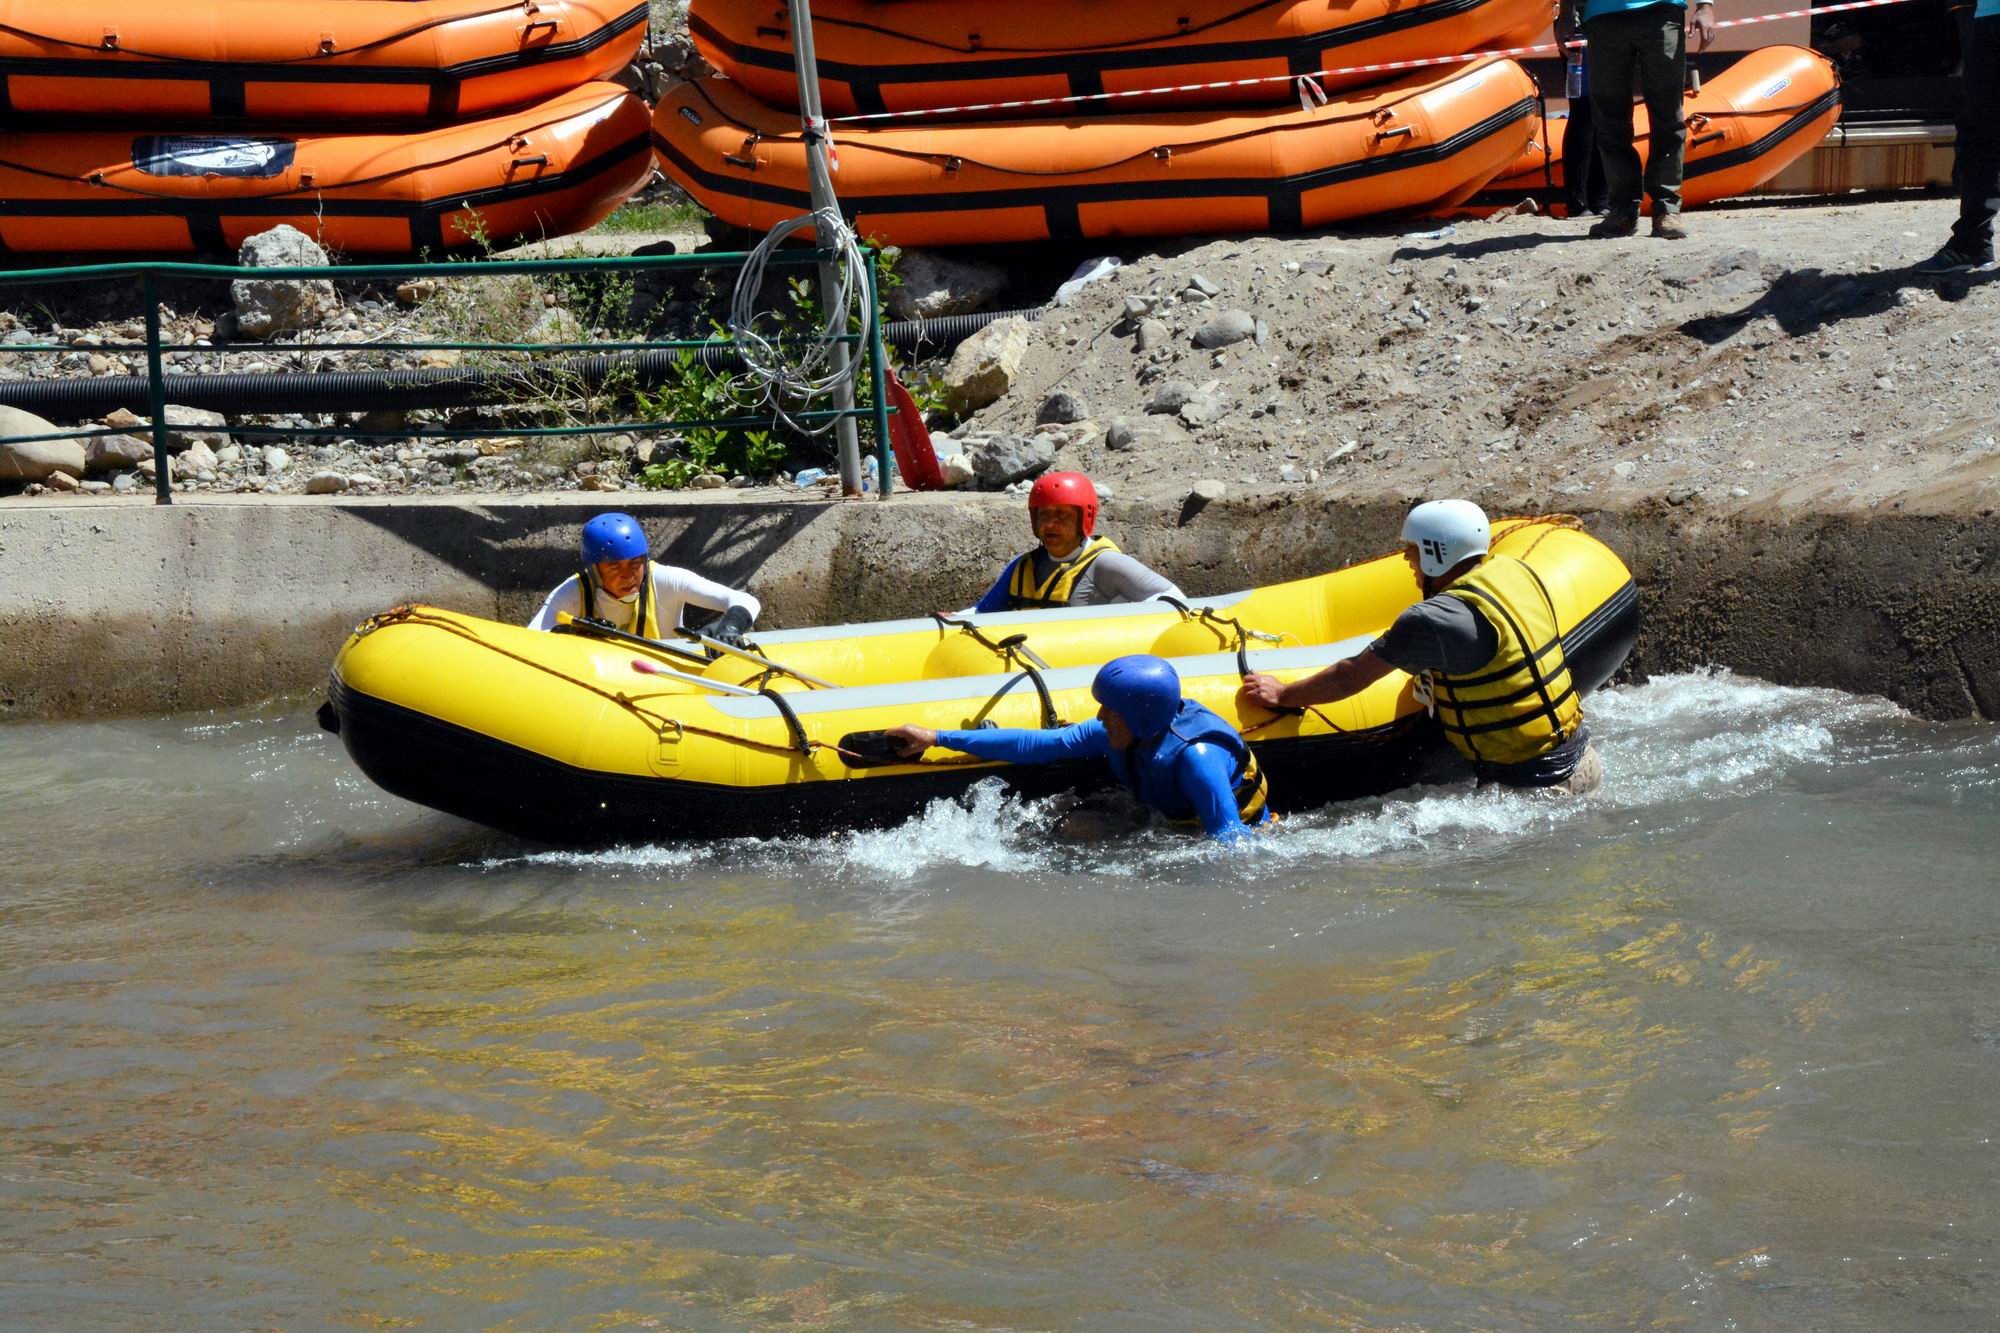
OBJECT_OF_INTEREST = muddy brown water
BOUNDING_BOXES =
[2,672,1995,1327]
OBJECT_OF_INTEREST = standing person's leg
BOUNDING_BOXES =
[1951,16,2000,261]
[1561,91,1599,215]
[1635,5,1689,226]
[1586,13,1643,231]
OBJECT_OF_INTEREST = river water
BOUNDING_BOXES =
[2,672,1995,1328]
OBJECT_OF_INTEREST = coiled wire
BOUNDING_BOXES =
[724,206,873,437]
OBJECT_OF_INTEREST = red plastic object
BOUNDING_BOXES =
[884,366,944,491]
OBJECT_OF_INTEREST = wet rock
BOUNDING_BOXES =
[1193,310,1257,350]
[884,248,1007,321]
[965,433,1056,487]
[943,316,1032,414]
[1037,391,1090,425]
[0,407,85,482]
[232,225,338,339]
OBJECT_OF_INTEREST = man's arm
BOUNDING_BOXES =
[885,720,1111,764]
[660,566,760,623]
[1241,649,1396,711]
[526,576,581,631]
[1089,552,1185,605]
[1176,741,1253,842]
[1689,1,1716,51]
[969,558,1022,615]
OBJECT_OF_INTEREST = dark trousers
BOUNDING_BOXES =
[1953,15,2000,259]
[1561,80,1611,214]
[1585,4,1689,217]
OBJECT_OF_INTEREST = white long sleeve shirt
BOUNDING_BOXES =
[528,564,760,636]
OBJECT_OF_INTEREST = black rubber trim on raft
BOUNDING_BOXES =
[323,583,1639,846]
[689,0,1504,98]
[0,4,648,97]
[1684,87,1842,180]
[656,97,1539,232]
[0,309,1041,417]
[0,134,651,252]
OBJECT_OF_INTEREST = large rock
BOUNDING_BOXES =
[943,316,1032,415]
[885,248,1007,321]
[0,406,85,482]
[104,405,229,452]
[1036,391,1090,425]
[1194,310,1258,350]
[85,433,153,475]
[231,225,338,339]
[965,433,1056,488]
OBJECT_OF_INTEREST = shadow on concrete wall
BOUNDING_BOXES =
[346,501,827,596]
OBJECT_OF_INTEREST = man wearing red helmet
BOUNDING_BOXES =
[969,471,1183,614]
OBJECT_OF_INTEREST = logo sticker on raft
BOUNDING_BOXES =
[1758,77,1792,100]
[132,137,298,178]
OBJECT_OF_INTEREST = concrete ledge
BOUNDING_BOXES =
[1,491,1994,721]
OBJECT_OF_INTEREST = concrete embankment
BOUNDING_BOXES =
[1,490,1993,723]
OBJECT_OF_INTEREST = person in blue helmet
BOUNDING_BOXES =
[883,655,1271,843]
[528,512,761,646]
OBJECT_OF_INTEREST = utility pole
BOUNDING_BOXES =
[787,0,864,496]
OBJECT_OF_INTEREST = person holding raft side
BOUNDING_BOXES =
[884,655,1271,843]
[967,471,1184,613]
[529,511,760,647]
[1240,501,1604,796]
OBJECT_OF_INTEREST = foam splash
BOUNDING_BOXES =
[475,671,1927,880]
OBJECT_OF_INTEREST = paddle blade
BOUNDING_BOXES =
[884,366,945,491]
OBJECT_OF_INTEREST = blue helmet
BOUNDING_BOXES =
[580,512,648,566]
[1092,655,1182,738]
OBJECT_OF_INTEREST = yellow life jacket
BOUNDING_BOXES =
[1006,536,1121,610]
[579,560,662,639]
[1431,555,1581,769]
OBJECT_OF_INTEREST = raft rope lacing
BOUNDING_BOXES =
[0,2,573,66]
[347,516,1589,764]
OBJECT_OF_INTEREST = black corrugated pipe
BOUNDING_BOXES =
[0,308,1040,419]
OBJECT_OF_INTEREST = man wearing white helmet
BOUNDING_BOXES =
[1240,500,1602,795]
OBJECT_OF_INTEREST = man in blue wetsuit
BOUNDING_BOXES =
[883,655,1271,843]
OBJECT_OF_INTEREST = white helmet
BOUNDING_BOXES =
[1402,500,1490,578]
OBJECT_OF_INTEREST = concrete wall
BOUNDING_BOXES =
[1,491,1994,722]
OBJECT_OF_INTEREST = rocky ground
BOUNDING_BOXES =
[1,198,1996,517]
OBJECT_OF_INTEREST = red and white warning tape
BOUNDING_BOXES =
[827,0,1915,126]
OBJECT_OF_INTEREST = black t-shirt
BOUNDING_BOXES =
[1367,594,1499,676]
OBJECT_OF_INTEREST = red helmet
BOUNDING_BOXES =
[1028,471,1099,536]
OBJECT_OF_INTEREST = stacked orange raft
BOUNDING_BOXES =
[1480,44,1841,209]
[0,0,653,253]
[657,0,1552,245]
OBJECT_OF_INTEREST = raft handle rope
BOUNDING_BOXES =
[1157,596,1291,679]
[930,613,1063,730]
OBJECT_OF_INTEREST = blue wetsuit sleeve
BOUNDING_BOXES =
[933,720,1111,765]
[971,558,1021,615]
[1178,741,1251,842]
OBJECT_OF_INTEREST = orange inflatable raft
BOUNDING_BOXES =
[0,82,652,255]
[689,0,1553,116]
[0,0,648,125]
[1484,44,1839,208]
[653,57,1540,247]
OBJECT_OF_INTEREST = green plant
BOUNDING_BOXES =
[632,349,786,487]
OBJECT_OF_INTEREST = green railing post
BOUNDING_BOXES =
[143,273,171,506]
[865,248,893,501]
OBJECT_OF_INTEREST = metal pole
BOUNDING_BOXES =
[865,248,893,500]
[143,272,171,506]
[787,0,864,497]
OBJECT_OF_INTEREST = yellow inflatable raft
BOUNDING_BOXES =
[322,518,1638,843]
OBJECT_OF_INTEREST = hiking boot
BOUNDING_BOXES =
[1914,244,1998,276]
[1652,212,1688,240]
[1587,213,1638,239]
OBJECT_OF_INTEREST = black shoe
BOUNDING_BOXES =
[1914,244,1997,276]
[1587,214,1638,239]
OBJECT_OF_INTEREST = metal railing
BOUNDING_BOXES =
[0,248,897,504]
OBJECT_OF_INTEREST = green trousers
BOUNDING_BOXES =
[1584,4,1688,217]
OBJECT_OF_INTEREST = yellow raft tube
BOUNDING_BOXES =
[321,518,1638,843]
